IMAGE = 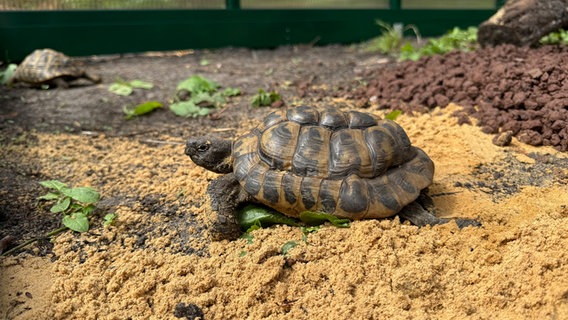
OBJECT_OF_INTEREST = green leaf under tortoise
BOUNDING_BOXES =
[237,204,300,231]
[299,211,351,228]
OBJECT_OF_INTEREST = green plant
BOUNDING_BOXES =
[123,101,163,119]
[365,20,421,55]
[38,180,100,232]
[399,27,478,61]
[251,89,282,108]
[108,78,154,96]
[385,110,402,121]
[237,204,350,234]
[1,180,104,256]
[170,75,240,117]
[103,213,117,226]
[237,204,300,233]
[281,240,298,255]
[540,29,568,45]
[0,63,17,84]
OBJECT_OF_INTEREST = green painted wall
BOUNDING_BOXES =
[0,8,497,61]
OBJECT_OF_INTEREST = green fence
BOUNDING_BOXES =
[0,0,503,61]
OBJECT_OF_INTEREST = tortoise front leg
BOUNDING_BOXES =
[207,173,252,241]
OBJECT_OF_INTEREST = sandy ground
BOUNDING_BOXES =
[2,100,567,319]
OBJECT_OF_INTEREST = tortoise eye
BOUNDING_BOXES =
[197,144,209,152]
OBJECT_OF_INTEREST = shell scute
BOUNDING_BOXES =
[286,105,319,124]
[292,126,330,177]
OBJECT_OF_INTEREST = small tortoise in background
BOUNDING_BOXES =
[10,48,101,88]
[186,106,479,240]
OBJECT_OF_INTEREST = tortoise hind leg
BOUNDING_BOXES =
[207,173,251,241]
[398,200,481,229]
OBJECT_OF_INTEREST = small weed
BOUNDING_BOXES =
[399,27,478,61]
[123,101,163,119]
[251,89,282,108]
[2,180,105,256]
[170,75,240,117]
[108,78,153,96]
[540,29,568,45]
[38,180,100,232]
[0,63,17,84]
[365,20,421,55]
[103,213,117,226]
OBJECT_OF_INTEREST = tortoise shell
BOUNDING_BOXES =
[13,49,88,84]
[231,106,435,219]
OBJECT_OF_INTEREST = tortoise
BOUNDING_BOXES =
[10,49,101,88]
[186,106,480,240]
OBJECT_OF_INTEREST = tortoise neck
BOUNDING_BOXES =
[209,139,234,174]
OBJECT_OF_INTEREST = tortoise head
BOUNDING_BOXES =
[185,137,233,174]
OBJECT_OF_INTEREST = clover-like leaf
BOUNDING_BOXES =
[40,180,67,191]
[61,187,100,203]
[62,212,89,232]
[38,192,60,201]
[50,197,71,213]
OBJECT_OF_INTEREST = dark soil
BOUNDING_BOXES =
[350,44,568,151]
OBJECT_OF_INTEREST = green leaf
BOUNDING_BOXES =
[82,204,96,216]
[50,197,71,213]
[62,212,90,232]
[199,59,210,66]
[128,79,153,89]
[176,75,219,94]
[251,89,281,108]
[0,63,17,84]
[223,87,241,97]
[299,211,350,228]
[38,192,60,201]
[281,241,298,255]
[385,110,402,121]
[108,82,133,96]
[61,187,100,203]
[40,180,67,191]
[301,226,320,234]
[103,213,117,226]
[237,204,300,231]
[123,101,163,119]
[169,101,211,117]
[240,232,254,244]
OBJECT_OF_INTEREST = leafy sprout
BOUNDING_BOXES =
[251,89,282,108]
[540,29,568,45]
[38,180,100,232]
[3,180,106,256]
[365,20,421,55]
[0,63,17,84]
[170,75,240,117]
[399,27,478,61]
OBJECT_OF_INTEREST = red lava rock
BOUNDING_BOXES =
[352,44,568,151]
